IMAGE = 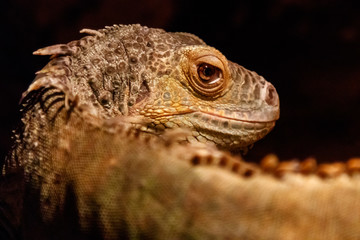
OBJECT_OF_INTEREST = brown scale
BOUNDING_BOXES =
[190,152,259,178]
[317,163,346,178]
[260,154,360,179]
[260,153,279,173]
[119,27,154,108]
[274,160,300,178]
[347,158,360,175]
[299,157,317,174]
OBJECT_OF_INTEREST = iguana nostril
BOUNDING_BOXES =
[265,85,279,106]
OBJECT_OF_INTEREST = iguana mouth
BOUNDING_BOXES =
[198,110,278,124]
[195,111,275,130]
[143,105,278,149]
[183,111,276,149]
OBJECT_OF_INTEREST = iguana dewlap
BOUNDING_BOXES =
[31,24,279,150]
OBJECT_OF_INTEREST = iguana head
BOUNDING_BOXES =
[136,43,279,150]
[32,24,279,151]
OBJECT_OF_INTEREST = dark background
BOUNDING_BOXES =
[1,0,359,163]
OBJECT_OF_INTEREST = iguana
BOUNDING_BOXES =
[1,24,360,240]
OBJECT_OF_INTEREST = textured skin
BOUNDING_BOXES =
[2,24,360,240]
[30,24,279,150]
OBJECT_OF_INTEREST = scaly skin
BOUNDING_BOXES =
[3,24,360,240]
[30,24,279,150]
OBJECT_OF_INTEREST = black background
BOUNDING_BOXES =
[1,0,359,163]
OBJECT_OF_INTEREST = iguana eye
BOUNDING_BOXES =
[197,63,222,84]
[182,47,231,98]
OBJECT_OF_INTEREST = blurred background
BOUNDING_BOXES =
[1,0,359,163]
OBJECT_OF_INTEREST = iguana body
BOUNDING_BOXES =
[1,24,359,240]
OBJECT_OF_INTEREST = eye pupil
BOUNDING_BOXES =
[203,65,214,76]
[197,63,222,84]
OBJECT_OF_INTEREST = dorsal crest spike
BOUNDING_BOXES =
[33,44,75,56]
[79,28,104,38]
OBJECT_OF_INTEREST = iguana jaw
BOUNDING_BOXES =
[143,108,277,149]
[185,111,276,149]
[197,106,279,123]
